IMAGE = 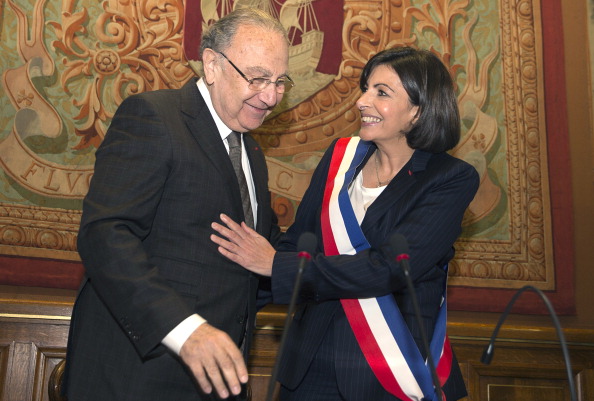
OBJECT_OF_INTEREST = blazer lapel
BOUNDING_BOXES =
[360,150,432,232]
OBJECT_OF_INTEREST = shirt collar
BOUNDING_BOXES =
[197,78,235,142]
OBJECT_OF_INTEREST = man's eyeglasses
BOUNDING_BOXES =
[218,51,294,94]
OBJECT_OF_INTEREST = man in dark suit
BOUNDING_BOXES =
[63,8,290,401]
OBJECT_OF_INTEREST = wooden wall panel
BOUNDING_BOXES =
[0,344,9,398]
[33,348,67,401]
[0,325,69,401]
[1,289,593,401]
[482,378,566,401]
[251,305,594,401]
[0,286,71,401]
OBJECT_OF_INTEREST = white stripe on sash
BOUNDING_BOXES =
[359,298,424,399]
[329,139,360,255]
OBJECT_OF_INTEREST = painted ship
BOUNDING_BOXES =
[278,0,324,77]
[201,0,324,77]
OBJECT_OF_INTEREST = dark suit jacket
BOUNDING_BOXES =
[271,139,479,401]
[64,78,280,401]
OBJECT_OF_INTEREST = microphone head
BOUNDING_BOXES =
[297,232,317,257]
[389,232,409,255]
[481,343,494,365]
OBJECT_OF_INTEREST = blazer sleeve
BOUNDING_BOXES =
[271,147,480,304]
[77,93,194,356]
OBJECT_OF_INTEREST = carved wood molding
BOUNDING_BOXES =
[0,203,81,260]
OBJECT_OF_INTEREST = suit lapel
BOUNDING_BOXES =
[179,78,241,202]
[360,150,432,233]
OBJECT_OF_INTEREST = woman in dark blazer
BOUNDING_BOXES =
[212,47,480,401]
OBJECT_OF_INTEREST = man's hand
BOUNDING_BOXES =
[180,323,248,399]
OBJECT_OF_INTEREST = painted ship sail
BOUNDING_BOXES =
[278,0,324,76]
[234,0,279,18]
[201,1,234,26]
[201,0,324,77]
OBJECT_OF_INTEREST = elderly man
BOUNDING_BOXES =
[63,8,290,401]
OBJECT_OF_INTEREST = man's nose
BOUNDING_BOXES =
[259,83,280,107]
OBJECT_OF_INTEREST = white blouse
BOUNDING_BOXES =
[348,172,386,224]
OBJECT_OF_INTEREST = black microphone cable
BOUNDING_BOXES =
[481,285,577,401]
[390,233,443,401]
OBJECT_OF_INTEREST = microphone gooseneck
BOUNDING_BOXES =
[481,285,577,401]
[389,233,443,401]
[264,232,317,401]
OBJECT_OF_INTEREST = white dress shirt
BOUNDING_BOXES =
[162,78,258,354]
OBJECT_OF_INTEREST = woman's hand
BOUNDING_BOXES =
[211,213,275,276]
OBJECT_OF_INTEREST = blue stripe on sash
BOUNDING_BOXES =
[377,295,436,394]
[337,141,372,253]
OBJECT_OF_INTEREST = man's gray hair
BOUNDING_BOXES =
[199,8,288,57]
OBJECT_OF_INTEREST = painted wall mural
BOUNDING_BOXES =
[0,0,568,310]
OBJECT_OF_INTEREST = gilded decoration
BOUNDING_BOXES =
[0,0,555,292]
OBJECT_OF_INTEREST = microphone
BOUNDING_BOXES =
[481,285,577,401]
[264,231,317,401]
[389,233,443,401]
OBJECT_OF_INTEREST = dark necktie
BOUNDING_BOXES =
[227,132,254,229]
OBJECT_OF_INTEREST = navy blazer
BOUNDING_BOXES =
[271,139,479,400]
[64,78,280,401]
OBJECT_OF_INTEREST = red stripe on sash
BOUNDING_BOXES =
[342,299,411,400]
[321,138,349,256]
[437,336,453,385]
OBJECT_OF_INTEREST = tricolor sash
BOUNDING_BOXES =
[321,137,452,401]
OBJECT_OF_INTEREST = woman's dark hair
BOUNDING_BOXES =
[360,47,460,153]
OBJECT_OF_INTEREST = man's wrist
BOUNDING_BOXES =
[162,314,206,355]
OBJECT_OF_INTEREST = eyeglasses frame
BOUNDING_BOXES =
[217,51,294,93]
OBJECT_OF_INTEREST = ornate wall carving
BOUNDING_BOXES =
[0,0,564,309]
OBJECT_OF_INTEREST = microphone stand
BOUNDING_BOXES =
[390,233,443,401]
[481,285,577,401]
[264,232,317,401]
[400,255,443,401]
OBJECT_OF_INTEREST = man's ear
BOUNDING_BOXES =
[202,48,218,85]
